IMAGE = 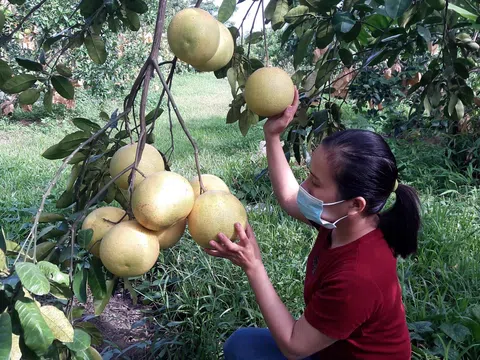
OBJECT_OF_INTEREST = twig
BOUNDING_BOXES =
[0,0,49,47]
[247,1,263,58]
[261,0,269,67]
[152,61,205,194]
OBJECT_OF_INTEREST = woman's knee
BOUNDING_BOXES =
[223,328,255,357]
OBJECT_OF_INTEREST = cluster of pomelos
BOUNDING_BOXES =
[166,7,295,118]
[81,142,247,278]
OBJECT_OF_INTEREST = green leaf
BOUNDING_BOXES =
[42,131,91,160]
[125,10,140,31]
[440,323,471,343]
[40,305,74,343]
[88,257,106,299]
[417,25,431,43]
[65,328,91,352]
[227,68,237,97]
[332,11,356,33]
[56,189,75,209]
[0,60,13,86]
[72,118,101,132]
[385,0,412,19]
[339,48,353,67]
[14,297,55,357]
[84,33,107,64]
[44,88,53,112]
[28,242,56,262]
[245,31,263,44]
[454,61,469,79]
[56,64,73,77]
[94,279,115,315]
[73,268,88,304]
[315,60,339,88]
[77,229,93,249]
[145,108,164,124]
[0,228,5,253]
[272,0,289,30]
[1,74,37,94]
[284,5,309,23]
[51,75,74,100]
[74,323,103,346]
[37,261,69,285]
[218,0,236,23]
[365,14,390,30]
[458,86,474,106]
[294,28,315,69]
[238,110,250,136]
[15,57,44,72]
[265,0,277,23]
[312,0,341,12]
[0,312,12,360]
[18,89,41,105]
[316,21,334,48]
[15,263,50,295]
[449,4,477,21]
[125,0,148,14]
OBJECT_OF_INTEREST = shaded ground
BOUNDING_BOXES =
[74,289,155,359]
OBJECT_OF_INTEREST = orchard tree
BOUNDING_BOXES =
[0,0,479,358]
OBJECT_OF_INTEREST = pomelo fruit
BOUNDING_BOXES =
[167,8,220,67]
[132,171,195,231]
[81,206,127,257]
[187,190,248,248]
[156,218,187,249]
[194,21,234,72]
[99,220,159,277]
[109,142,164,190]
[244,67,295,117]
[190,174,230,199]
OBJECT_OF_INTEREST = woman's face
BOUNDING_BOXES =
[301,145,349,222]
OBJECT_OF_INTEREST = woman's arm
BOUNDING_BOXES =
[205,223,336,359]
[263,88,309,224]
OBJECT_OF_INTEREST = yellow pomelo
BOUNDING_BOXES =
[190,174,230,199]
[109,142,165,190]
[167,8,220,67]
[156,218,187,249]
[187,190,248,248]
[81,207,127,257]
[132,171,195,231]
[244,67,295,117]
[99,220,159,277]
[194,21,234,72]
[86,347,102,360]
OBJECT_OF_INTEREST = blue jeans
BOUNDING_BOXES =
[223,327,315,360]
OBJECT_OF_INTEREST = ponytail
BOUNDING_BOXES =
[379,184,421,259]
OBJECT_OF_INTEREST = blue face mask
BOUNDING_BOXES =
[296,185,348,229]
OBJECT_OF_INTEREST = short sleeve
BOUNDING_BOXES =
[303,272,381,340]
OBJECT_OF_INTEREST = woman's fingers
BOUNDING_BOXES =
[217,232,242,252]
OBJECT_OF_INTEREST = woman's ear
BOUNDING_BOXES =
[348,196,367,215]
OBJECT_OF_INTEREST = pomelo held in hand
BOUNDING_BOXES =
[188,190,248,248]
[81,206,127,257]
[190,174,230,199]
[167,8,220,68]
[194,21,234,72]
[244,67,295,117]
[109,142,165,190]
[99,220,159,277]
[132,171,194,231]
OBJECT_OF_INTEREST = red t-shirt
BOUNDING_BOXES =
[304,227,411,359]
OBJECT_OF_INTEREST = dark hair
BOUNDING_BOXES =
[321,129,421,259]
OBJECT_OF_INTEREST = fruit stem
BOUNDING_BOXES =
[152,60,206,194]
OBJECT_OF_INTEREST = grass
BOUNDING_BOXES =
[1,72,480,359]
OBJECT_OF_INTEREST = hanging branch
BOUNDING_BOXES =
[152,61,205,194]
[261,0,269,67]
[0,0,49,47]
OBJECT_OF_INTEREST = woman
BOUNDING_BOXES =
[204,87,421,360]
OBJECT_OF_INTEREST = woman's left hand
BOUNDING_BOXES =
[204,222,263,275]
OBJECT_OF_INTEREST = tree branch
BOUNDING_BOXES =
[0,0,49,47]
